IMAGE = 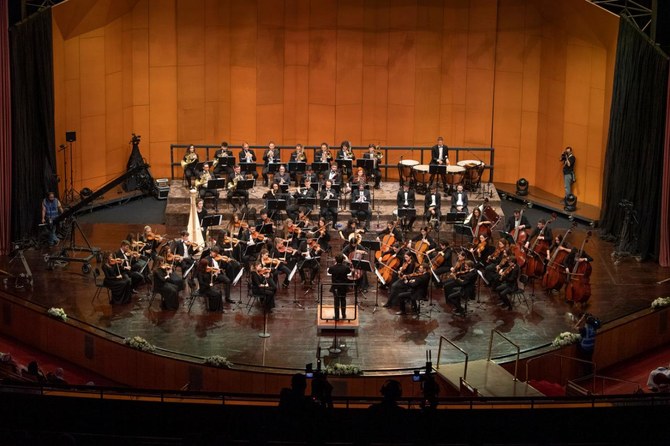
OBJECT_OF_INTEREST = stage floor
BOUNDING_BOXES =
[1,221,669,374]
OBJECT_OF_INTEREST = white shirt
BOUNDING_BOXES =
[404,192,409,206]
[431,195,436,206]
[438,146,443,160]
[182,241,189,259]
[456,193,463,206]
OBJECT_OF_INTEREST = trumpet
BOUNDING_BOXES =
[320,149,332,163]
[267,149,275,163]
[181,152,198,169]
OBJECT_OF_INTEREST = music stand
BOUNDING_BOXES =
[201,214,222,230]
[331,184,341,194]
[320,199,338,209]
[236,179,254,191]
[279,184,289,193]
[288,161,306,174]
[499,231,515,245]
[350,202,370,212]
[446,212,467,223]
[357,158,374,171]
[297,197,317,210]
[453,223,473,246]
[267,199,287,222]
[239,162,257,175]
[220,156,235,167]
[336,159,352,173]
[311,162,328,173]
[206,179,226,210]
[268,162,285,173]
[360,240,381,252]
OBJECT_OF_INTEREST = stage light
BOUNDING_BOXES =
[565,194,577,212]
[80,187,92,198]
[526,201,533,209]
[516,178,529,196]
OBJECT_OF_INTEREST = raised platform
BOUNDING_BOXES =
[316,304,360,333]
[165,179,505,230]
[494,182,600,227]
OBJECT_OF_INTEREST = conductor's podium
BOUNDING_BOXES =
[316,304,360,333]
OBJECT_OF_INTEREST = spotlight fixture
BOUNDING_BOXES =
[80,187,93,198]
[564,194,577,212]
[526,201,533,209]
[516,178,529,196]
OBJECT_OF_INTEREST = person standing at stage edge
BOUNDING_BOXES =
[561,146,576,203]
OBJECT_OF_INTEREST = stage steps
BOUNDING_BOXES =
[437,359,544,398]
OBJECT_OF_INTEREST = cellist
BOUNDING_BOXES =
[543,234,572,294]
[383,252,416,309]
[428,241,453,281]
[410,227,436,265]
[377,220,403,243]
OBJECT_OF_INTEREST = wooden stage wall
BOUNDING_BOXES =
[51,0,618,207]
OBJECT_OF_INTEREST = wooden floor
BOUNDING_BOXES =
[2,217,670,374]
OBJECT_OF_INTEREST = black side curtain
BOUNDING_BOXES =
[599,17,669,261]
[9,8,57,241]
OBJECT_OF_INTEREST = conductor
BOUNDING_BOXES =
[328,254,351,320]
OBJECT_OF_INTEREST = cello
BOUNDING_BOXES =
[542,223,576,291]
[375,221,397,261]
[510,205,529,245]
[523,213,557,278]
[565,231,592,304]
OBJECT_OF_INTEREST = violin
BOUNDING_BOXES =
[476,239,487,255]
[213,253,232,263]
[108,257,124,265]
[205,266,220,274]
[146,232,164,242]
[160,263,173,272]
[252,232,266,242]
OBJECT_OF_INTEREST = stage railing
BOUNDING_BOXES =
[169,144,495,183]
[488,329,521,381]
[436,335,469,381]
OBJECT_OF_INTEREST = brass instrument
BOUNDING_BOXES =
[243,150,253,163]
[181,152,198,169]
[296,151,307,162]
[212,148,228,168]
[227,173,243,190]
[195,171,212,188]
[374,145,383,160]
[267,149,275,163]
[343,148,352,160]
[320,149,332,163]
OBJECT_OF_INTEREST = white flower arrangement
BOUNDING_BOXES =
[203,355,233,368]
[124,336,156,352]
[552,331,582,347]
[651,297,670,310]
[324,363,362,376]
[47,307,67,322]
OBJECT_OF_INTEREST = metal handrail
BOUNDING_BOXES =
[487,329,521,381]
[572,374,641,395]
[526,353,597,389]
[169,144,495,183]
[437,336,469,381]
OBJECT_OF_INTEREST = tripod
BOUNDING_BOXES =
[61,140,78,205]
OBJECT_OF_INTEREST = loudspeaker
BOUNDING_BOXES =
[66,131,77,142]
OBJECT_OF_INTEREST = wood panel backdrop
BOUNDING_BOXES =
[51,0,618,207]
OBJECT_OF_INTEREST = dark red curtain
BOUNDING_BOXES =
[660,70,670,267]
[0,0,12,256]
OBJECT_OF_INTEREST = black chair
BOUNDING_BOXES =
[509,273,531,311]
[91,268,111,304]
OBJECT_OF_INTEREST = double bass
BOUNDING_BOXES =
[523,213,557,278]
[542,223,576,291]
[565,231,592,304]
[510,205,529,246]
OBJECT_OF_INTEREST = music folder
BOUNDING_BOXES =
[454,224,474,237]
[201,214,222,228]
[350,201,370,211]
[279,184,289,193]
[311,162,329,172]
[320,199,338,209]
[429,165,447,174]
[206,179,225,190]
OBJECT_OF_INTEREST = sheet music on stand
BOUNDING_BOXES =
[279,184,289,193]
[218,156,235,167]
[498,231,515,245]
[397,208,417,219]
[360,240,381,252]
[297,197,317,208]
[446,212,467,224]
[267,199,287,212]
[201,214,223,229]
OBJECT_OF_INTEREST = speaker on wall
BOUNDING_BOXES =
[66,131,77,142]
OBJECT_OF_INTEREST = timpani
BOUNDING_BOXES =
[412,164,430,195]
[398,159,419,187]
[457,159,485,191]
[446,165,466,189]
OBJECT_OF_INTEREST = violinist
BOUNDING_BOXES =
[238,141,258,180]
[260,249,291,288]
[383,252,416,308]
[298,236,322,286]
[328,254,352,320]
[446,260,477,317]
[171,230,199,284]
[495,256,520,310]
[363,144,382,189]
[195,258,223,311]
[256,210,275,237]
[227,165,249,210]
[152,256,180,310]
[295,209,313,230]
[469,234,493,267]
[236,226,261,265]
[395,183,416,232]
[289,143,308,184]
[251,262,277,311]
[424,185,442,229]
[351,182,371,227]
[287,178,316,221]
[161,245,185,291]
[483,239,510,285]
[341,218,364,243]
[213,141,233,177]
[117,240,145,292]
[102,251,132,305]
[228,213,248,239]
[442,250,468,300]
[505,209,530,236]
[263,182,286,220]
[450,184,468,214]
[315,217,331,252]
[272,236,298,267]
[319,180,339,228]
[140,225,161,259]
[205,246,236,305]
[282,218,301,247]
[262,141,280,186]
[394,264,431,316]
[182,145,199,188]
